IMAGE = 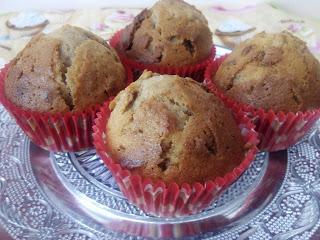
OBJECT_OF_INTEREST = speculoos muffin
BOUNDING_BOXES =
[214,31,320,112]
[5,25,126,113]
[118,0,213,67]
[107,71,245,184]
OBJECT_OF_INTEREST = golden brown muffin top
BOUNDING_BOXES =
[214,31,320,112]
[119,0,212,67]
[5,25,126,113]
[107,71,245,184]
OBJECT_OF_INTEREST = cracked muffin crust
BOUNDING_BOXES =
[4,25,126,113]
[118,0,213,67]
[214,31,320,112]
[107,71,245,184]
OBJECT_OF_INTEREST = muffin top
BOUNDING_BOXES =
[107,71,245,184]
[214,31,320,112]
[5,25,126,113]
[118,0,212,67]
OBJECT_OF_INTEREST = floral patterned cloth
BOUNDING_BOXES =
[0,2,320,67]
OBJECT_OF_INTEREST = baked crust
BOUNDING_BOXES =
[5,25,126,113]
[107,71,245,184]
[118,0,212,67]
[215,31,320,112]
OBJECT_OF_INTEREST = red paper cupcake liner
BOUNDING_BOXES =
[0,64,133,152]
[109,30,216,81]
[93,101,258,217]
[204,56,320,152]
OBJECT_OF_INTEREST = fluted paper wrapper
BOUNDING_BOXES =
[0,64,133,152]
[109,30,215,81]
[204,56,320,152]
[93,101,258,217]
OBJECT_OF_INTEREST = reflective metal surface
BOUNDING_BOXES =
[0,46,320,239]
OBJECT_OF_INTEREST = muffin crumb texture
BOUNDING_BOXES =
[107,72,245,184]
[5,25,126,113]
[215,31,320,112]
[119,0,212,67]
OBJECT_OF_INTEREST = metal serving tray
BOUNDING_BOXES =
[0,46,320,239]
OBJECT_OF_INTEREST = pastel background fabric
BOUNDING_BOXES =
[0,2,320,69]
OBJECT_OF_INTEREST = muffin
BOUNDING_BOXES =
[214,31,320,113]
[205,31,320,151]
[94,71,258,217]
[107,71,245,184]
[110,0,214,80]
[5,24,127,113]
[118,0,212,67]
[0,25,131,152]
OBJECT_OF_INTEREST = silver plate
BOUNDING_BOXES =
[1,46,320,239]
